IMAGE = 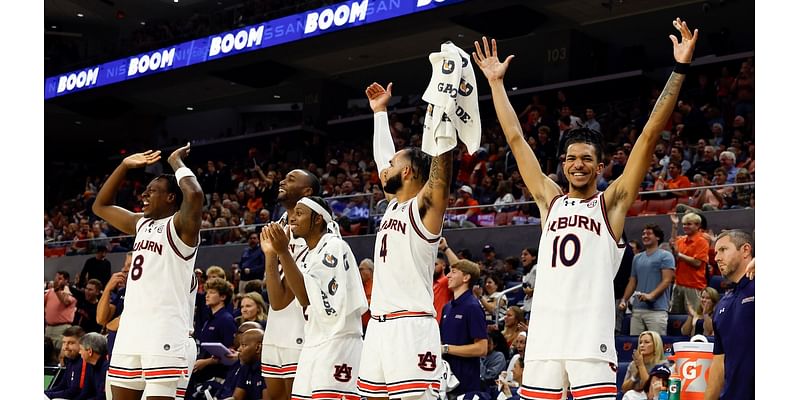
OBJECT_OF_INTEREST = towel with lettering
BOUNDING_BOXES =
[422,42,482,156]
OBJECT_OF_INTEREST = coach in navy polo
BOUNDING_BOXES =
[707,230,755,400]
[440,259,489,398]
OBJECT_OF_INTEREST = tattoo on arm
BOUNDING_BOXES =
[650,72,685,116]
[427,152,453,192]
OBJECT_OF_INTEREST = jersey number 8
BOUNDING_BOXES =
[131,254,145,280]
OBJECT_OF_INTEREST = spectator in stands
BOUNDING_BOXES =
[96,253,130,356]
[669,145,692,175]
[440,259,489,399]
[477,274,508,331]
[190,277,237,391]
[727,169,755,209]
[620,224,675,336]
[70,218,92,255]
[500,256,522,284]
[341,193,370,226]
[718,151,739,183]
[238,232,265,293]
[454,185,480,226]
[74,278,103,333]
[501,306,528,348]
[583,108,601,133]
[496,356,524,400]
[707,230,755,400]
[493,180,516,214]
[481,330,510,391]
[45,271,77,356]
[519,248,537,314]
[235,292,268,329]
[620,331,668,393]
[433,245,453,324]
[533,126,557,175]
[687,145,720,179]
[657,160,692,198]
[77,332,109,400]
[669,212,709,314]
[681,286,720,336]
[44,326,85,400]
[79,247,112,288]
[476,175,498,206]
[604,147,628,182]
[359,258,374,330]
[480,244,504,273]
[621,364,671,400]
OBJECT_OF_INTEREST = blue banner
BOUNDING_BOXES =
[44,0,463,100]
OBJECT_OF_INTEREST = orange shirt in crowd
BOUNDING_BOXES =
[675,232,709,289]
[433,274,453,324]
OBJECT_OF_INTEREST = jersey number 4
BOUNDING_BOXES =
[551,234,581,268]
[379,234,388,263]
[131,254,145,280]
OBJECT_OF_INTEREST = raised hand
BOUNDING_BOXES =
[669,212,679,225]
[365,82,393,113]
[266,223,290,254]
[122,150,161,169]
[438,237,449,251]
[669,18,699,64]
[168,142,192,164]
[472,36,515,82]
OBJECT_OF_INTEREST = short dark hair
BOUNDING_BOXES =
[57,270,70,281]
[244,280,263,294]
[297,169,321,196]
[86,279,102,290]
[304,196,333,233]
[643,223,665,244]
[403,148,432,182]
[563,127,604,161]
[156,174,183,208]
[63,326,85,339]
[716,229,755,257]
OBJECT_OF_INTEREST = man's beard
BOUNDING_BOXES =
[383,172,403,194]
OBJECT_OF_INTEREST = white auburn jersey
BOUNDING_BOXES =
[526,192,624,364]
[371,197,440,316]
[299,232,368,347]
[114,215,198,356]
[263,212,308,349]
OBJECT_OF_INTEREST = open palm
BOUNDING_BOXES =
[472,36,515,82]
[365,82,393,113]
[670,18,699,64]
[122,150,161,169]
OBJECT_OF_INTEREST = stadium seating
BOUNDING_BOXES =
[640,198,678,216]
[615,336,638,362]
[620,313,631,336]
[616,361,630,400]
[667,314,687,336]
[626,199,646,217]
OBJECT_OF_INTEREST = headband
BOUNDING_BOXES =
[297,197,341,238]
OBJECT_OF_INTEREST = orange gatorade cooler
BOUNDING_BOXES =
[667,335,714,400]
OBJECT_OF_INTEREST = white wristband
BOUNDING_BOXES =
[175,166,195,182]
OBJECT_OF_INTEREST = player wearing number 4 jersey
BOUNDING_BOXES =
[359,82,453,400]
[474,18,698,400]
[92,143,204,400]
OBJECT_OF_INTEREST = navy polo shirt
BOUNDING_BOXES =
[107,288,126,356]
[197,308,236,359]
[440,292,488,396]
[236,361,265,399]
[45,356,84,399]
[217,361,243,399]
[712,276,755,400]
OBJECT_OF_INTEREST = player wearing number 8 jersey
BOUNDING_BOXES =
[92,143,203,400]
[473,18,698,400]
[358,82,453,400]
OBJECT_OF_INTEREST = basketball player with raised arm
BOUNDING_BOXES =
[260,169,321,400]
[357,82,453,400]
[473,18,698,400]
[262,196,368,400]
[92,143,203,400]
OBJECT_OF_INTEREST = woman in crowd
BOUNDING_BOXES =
[235,292,268,329]
[621,331,669,393]
[681,286,720,336]
[478,274,508,331]
[501,306,527,348]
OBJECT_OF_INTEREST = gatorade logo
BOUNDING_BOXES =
[682,361,698,380]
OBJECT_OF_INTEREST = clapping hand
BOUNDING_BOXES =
[266,223,291,255]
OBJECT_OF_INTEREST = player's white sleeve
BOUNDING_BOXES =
[373,111,395,172]
[304,239,363,320]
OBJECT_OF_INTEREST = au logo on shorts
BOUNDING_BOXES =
[333,363,353,382]
[417,352,437,371]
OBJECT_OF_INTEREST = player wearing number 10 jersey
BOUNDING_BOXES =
[474,18,698,400]
[92,143,203,400]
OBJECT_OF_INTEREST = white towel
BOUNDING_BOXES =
[422,42,482,156]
